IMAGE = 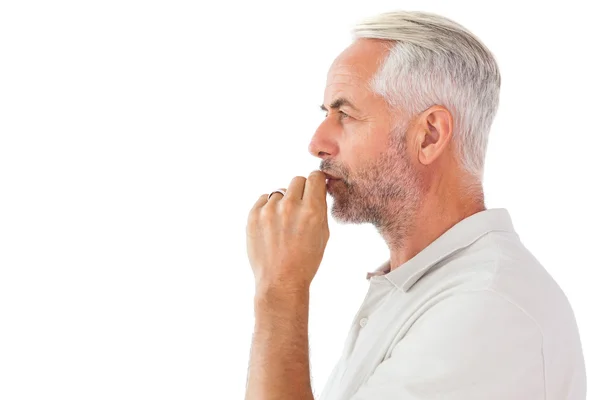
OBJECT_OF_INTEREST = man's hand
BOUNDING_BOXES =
[244,170,328,400]
[246,170,330,292]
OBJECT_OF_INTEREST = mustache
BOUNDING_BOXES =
[320,163,345,180]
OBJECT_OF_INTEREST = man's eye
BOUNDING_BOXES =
[323,111,350,119]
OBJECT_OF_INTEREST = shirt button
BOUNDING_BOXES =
[359,317,368,328]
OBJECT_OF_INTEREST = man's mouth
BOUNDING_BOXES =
[323,172,341,182]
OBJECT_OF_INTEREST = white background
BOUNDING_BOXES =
[1,0,598,399]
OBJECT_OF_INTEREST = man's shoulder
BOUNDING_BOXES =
[418,231,575,333]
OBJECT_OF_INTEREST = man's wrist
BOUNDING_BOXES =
[254,282,310,313]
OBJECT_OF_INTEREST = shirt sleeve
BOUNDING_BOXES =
[349,289,545,400]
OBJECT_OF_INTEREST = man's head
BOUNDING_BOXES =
[309,11,500,236]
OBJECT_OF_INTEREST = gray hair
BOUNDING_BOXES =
[352,11,501,180]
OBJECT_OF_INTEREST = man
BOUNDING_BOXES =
[245,10,586,400]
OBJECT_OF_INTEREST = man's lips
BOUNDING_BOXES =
[323,172,342,181]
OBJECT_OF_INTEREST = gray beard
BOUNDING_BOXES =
[327,127,423,246]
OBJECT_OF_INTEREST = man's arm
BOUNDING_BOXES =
[244,171,328,399]
[245,285,314,400]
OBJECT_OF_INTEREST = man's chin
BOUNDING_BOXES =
[330,201,362,224]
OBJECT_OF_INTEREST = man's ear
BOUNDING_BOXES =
[416,106,453,166]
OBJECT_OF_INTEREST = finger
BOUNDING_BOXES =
[303,170,327,205]
[285,176,307,201]
[250,194,269,212]
[265,188,287,205]
[248,194,269,229]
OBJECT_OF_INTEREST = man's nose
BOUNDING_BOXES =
[308,119,338,159]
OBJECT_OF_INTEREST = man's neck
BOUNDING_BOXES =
[384,186,485,272]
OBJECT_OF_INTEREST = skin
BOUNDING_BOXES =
[310,38,485,268]
[245,38,486,400]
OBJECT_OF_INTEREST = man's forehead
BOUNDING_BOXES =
[326,57,373,84]
[323,63,374,108]
[324,63,371,103]
[327,39,389,78]
[323,39,390,102]
[325,68,364,94]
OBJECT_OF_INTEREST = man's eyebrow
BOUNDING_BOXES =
[320,98,359,112]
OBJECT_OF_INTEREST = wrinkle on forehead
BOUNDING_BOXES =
[324,72,367,107]
[324,39,391,105]
[325,73,363,102]
[324,64,372,108]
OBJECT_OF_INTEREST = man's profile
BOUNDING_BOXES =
[244,10,586,400]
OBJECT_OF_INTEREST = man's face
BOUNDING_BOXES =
[308,39,424,229]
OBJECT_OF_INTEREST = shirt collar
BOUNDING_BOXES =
[367,208,516,292]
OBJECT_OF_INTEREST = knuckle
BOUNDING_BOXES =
[247,212,260,229]
[305,198,321,209]
[301,206,319,219]
[261,205,275,217]
[280,200,296,214]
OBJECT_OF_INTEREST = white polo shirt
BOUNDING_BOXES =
[318,208,586,400]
